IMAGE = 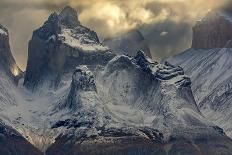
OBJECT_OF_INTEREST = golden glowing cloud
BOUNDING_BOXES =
[0,0,231,69]
[75,0,227,37]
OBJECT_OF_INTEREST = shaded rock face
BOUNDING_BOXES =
[47,52,232,155]
[46,127,166,155]
[24,6,115,91]
[59,6,80,28]
[103,30,152,58]
[192,11,232,49]
[0,24,22,83]
[0,121,42,155]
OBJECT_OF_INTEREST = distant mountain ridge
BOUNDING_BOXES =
[103,30,152,58]
[192,10,232,49]
[166,8,232,138]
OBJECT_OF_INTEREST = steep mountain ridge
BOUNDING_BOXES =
[46,51,232,155]
[0,24,22,82]
[24,6,114,91]
[166,9,232,138]
[0,6,232,155]
[0,24,42,155]
[167,48,232,138]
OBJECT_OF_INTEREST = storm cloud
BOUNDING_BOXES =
[0,0,230,69]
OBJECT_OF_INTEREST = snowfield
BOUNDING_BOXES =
[166,48,232,137]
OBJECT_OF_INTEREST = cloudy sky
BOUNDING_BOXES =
[0,0,230,70]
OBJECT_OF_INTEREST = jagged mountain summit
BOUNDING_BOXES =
[0,5,232,155]
[103,30,152,58]
[166,8,232,138]
[46,51,232,155]
[24,6,115,91]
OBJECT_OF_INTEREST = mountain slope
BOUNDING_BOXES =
[0,25,42,155]
[167,48,232,138]
[166,9,232,137]
[0,121,42,155]
[46,51,232,155]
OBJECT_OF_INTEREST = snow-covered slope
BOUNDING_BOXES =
[45,51,232,155]
[0,45,231,154]
[0,121,42,155]
[166,9,232,138]
[0,25,42,155]
[167,48,232,138]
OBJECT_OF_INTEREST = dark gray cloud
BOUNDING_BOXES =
[141,21,192,61]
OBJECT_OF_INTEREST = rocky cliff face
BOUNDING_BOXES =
[192,10,232,49]
[46,51,232,155]
[103,30,152,58]
[24,6,115,91]
[0,24,22,82]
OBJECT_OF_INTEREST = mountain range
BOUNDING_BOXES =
[0,6,231,155]
[166,9,232,138]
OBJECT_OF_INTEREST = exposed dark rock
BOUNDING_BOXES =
[24,6,115,91]
[59,6,81,28]
[0,24,22,83]
[192,10,232,49]
[0,121,42,155]
[46,126,166,155]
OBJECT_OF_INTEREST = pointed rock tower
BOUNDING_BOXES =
[24,6,114,91]
[0,24,22,83]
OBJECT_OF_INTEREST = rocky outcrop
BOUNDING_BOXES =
[24,6,115,91]
[0,24,22,83]
[0,120,42,155]
[192,10,232,49]
[60,66,96,110]
[47,51,232,155]
[103,30,152,58]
